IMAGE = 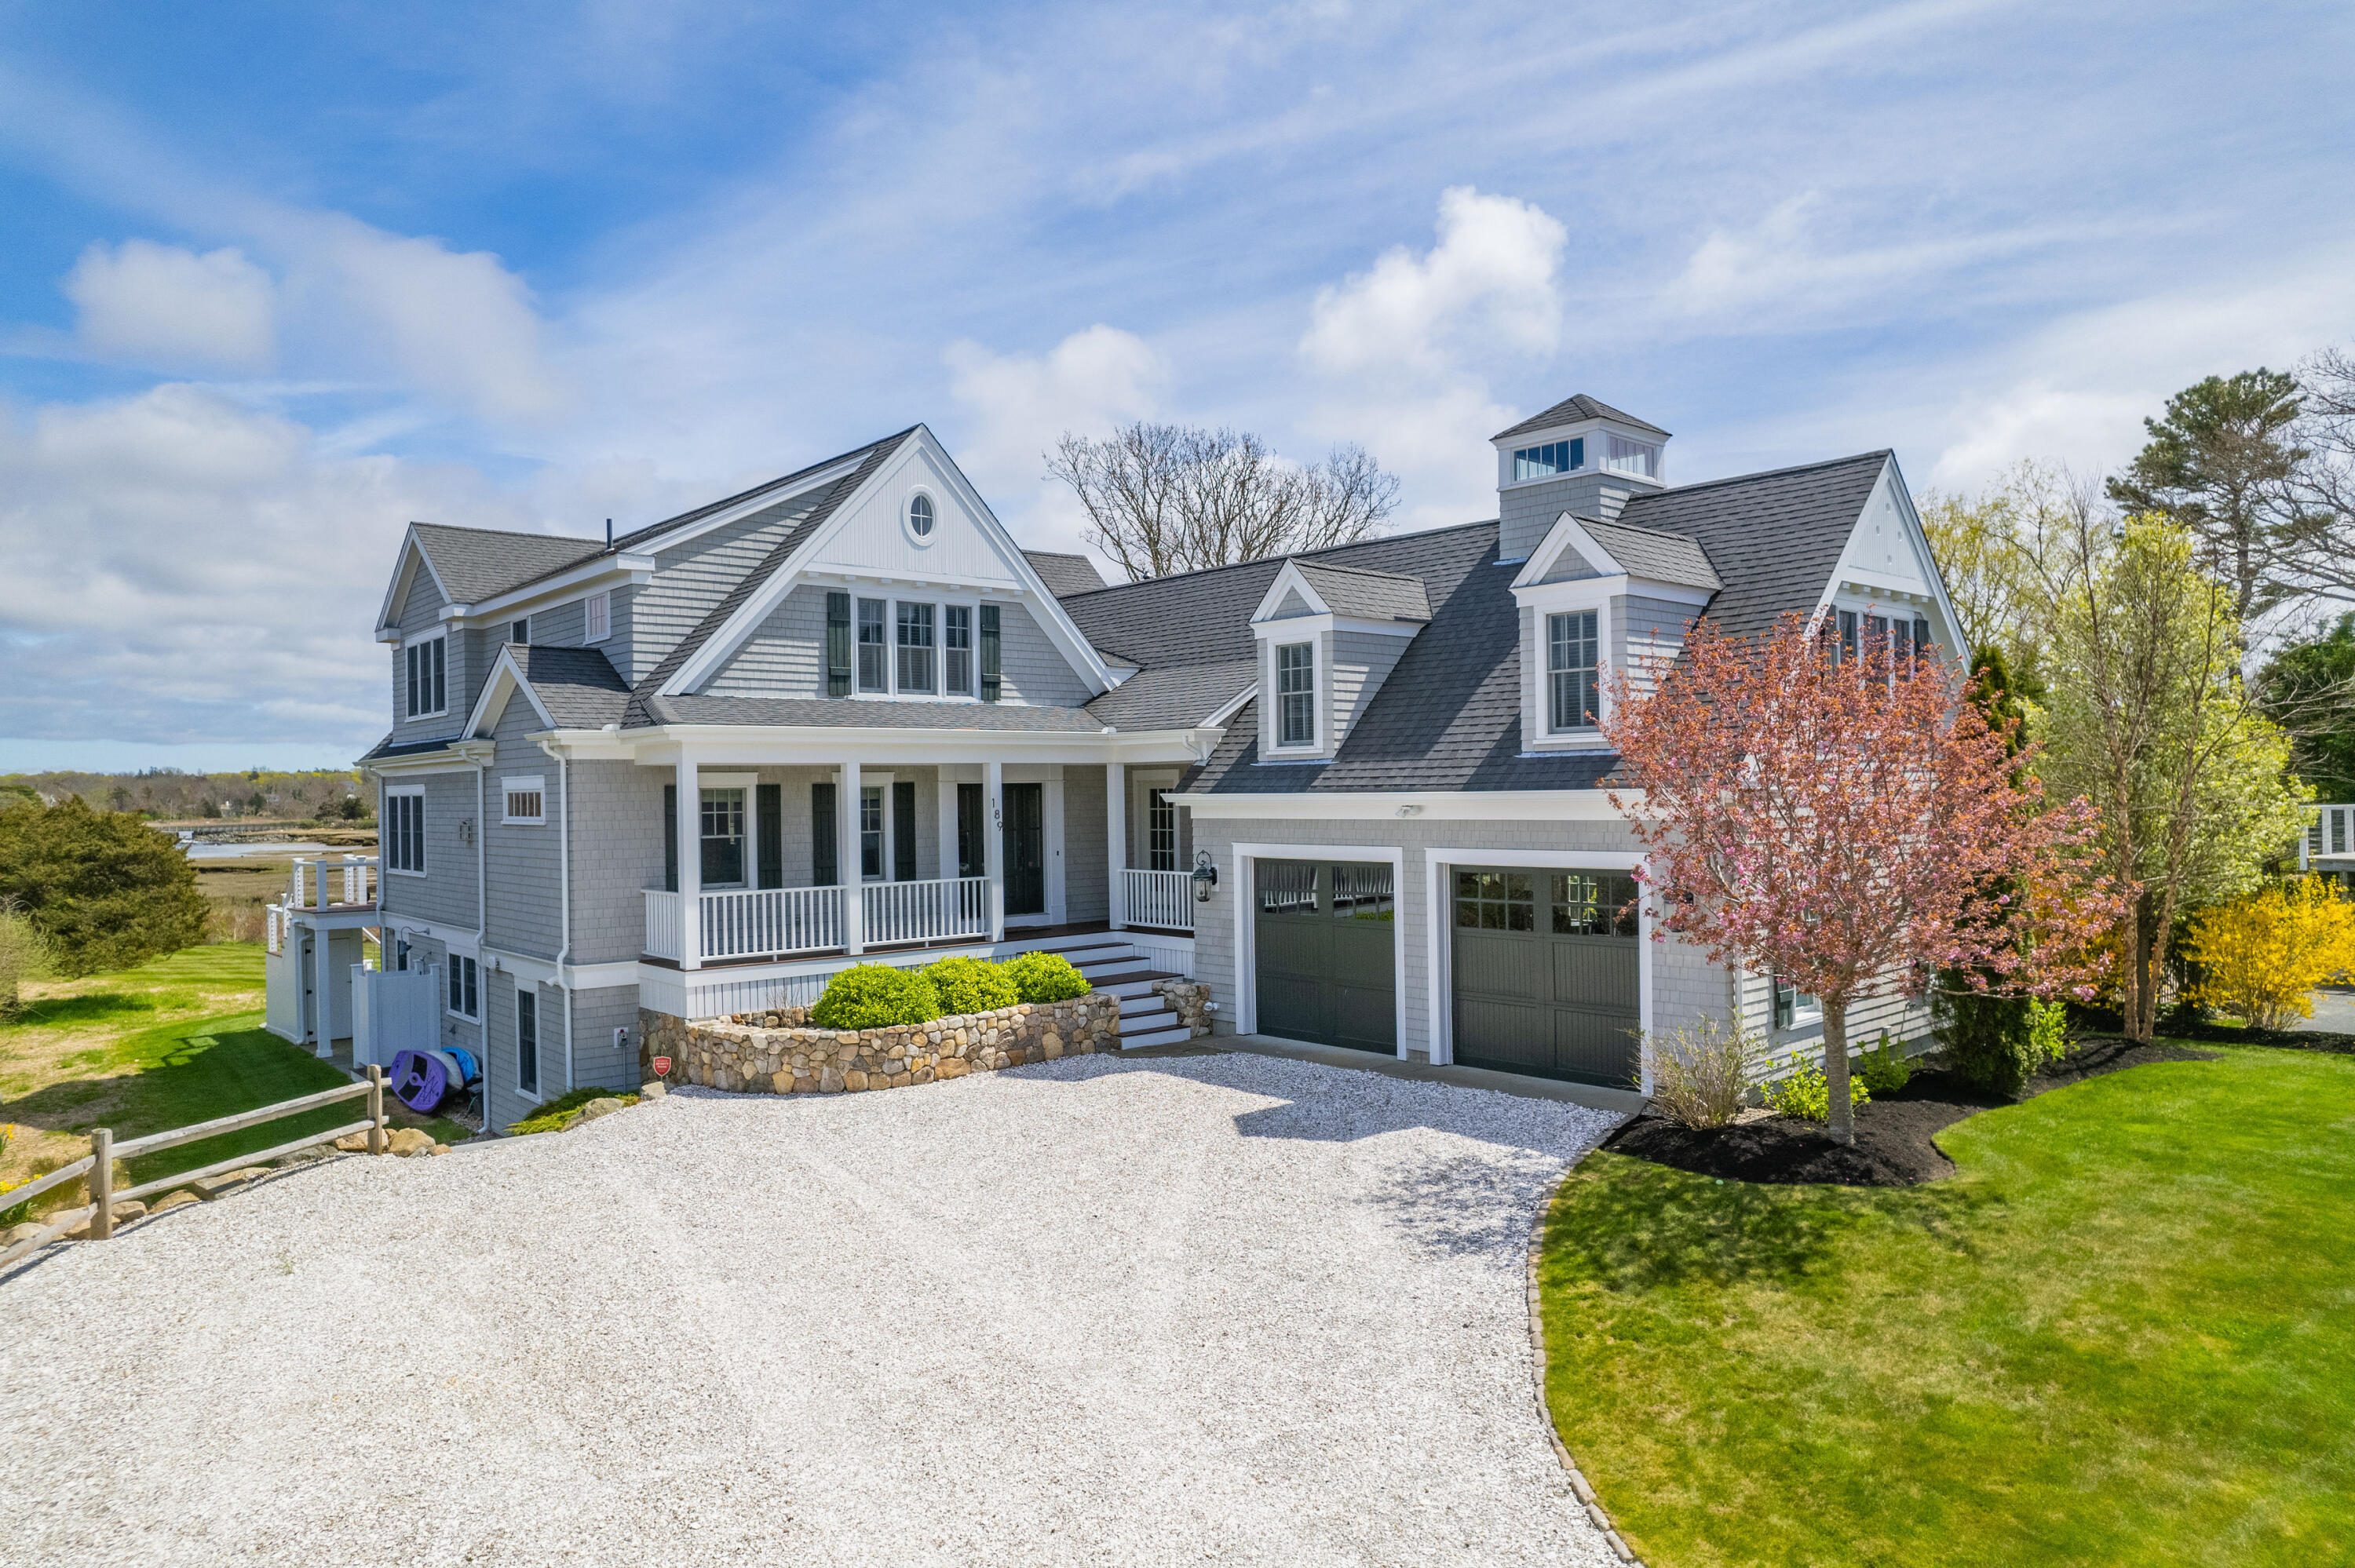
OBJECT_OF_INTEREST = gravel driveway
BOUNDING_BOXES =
[2,1052,1623,1566]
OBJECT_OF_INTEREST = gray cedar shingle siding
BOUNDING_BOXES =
[567,983,642,1094]
[1063,764,1108,924]
[531,597,586,647]
[1328,628,1412,746]
[565,758,664,965]
[484,691,564,962]
[995,602,1095,707]
[378,768,480,930]
[628,491,830,695]
[1269,587,1314,620]
[706,582,829,698]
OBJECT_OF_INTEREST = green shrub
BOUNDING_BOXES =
[1000,950,1089,1003]
[1761,1062,1869,1122]
[1642,1016,1753,1129]
[810,963,943,1030]
[506,1085,639,1136]
[923,956,1018,1016]
[1854,1032,1913,1096]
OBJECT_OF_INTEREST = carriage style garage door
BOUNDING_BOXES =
[1254,860,1397,1054]
[1451,868,1640,1086]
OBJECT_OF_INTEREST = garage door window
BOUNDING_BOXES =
[1331,862,1395,919]
[1456,870,1535,931]
[1553,872,1638,936]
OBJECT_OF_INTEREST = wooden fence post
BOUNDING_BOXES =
[366,1065,387,1155]
[89,1128,114,1240]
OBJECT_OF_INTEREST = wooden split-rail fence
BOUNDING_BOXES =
[0,1067,392,1271]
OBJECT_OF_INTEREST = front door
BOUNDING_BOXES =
[1002,782,1046,916]
[1253,860,1397,1053]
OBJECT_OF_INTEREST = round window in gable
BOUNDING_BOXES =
[907,493,936,541]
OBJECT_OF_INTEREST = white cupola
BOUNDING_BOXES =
[1490,395,1671,563]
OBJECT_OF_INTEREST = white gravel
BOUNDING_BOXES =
[1,1052,1623,1566]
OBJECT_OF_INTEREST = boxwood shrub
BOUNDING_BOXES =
[810,963,943,1030]
[923,955,1019,1016]
[1001,950,1089,1004]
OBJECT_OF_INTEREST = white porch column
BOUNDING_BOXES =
[676,753,701,972]
[839,760,864,955]
[984,759,1006,943]
[1106,762,1127,931]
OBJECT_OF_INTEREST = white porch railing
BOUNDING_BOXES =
[287,855,378,910]
[864,876,991,946]
[644,889,685,961]
[703,885,848,961]
[1123,868,1194,932]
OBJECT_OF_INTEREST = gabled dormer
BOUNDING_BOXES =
[1249,560,1431,762]
[1492,394,1672,563]
[1510,512,1717,752]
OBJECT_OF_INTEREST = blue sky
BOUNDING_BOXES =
[2,0,2350,771]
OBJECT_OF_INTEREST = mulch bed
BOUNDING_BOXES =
[1602,1037,2217,1189]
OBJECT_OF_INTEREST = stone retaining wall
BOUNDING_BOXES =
[639,992,1121,1096]
[1152,979,1212,1038]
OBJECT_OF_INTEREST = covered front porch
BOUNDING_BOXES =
[642,753,1199,970]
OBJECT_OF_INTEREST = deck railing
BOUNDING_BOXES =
[864,876,991,946]
[1123,868,1195,932]
[287,855,378,911]
[704,885,846,961]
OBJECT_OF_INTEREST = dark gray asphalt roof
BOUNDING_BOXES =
[1024,550,1109,597]
[514,644,630,729]
[1292,561,1432,622]
[1492,395,1671,443]
[1616,450,1888,636]
[358,732,464,764]
[621,432,915,729]
[645,695,1108,732]
[1578,516,1722,590]
[1085,659,1254,731]
[410,523,602,606]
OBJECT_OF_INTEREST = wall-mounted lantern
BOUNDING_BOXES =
[1191,850,1220,903]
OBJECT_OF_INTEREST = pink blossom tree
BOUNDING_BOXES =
[1601,612,2118,1146]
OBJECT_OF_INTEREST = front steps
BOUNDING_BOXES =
[1050,939,1194,1050]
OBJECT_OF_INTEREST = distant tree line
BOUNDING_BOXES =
[0,768,372,825]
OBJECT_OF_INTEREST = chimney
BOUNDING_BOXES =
[1491,396,1670,563]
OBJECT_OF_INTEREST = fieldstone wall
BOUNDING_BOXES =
[638,993,1120,1096]
[1153,979,1212,1039]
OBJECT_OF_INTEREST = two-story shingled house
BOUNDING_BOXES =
[264,396,1964,1133]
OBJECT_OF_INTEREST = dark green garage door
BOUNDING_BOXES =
[1451,868,1639,1086]
[1254,860,1397,1054]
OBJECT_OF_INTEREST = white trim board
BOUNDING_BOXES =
[1181,789,1636,821]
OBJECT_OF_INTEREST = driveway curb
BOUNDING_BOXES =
[1526,1161,1645,1566]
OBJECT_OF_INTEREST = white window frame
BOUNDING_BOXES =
[1545,607,1603,735]
[445,953,480,1021]
[583,590,611,644]
[1772,975,1823,1034]
[857,771,897,882]
[515,982,540,1100]
[895,600,938,695]
[509,616,530,646]
[402,630,448,720]
[384,784,428,877]
[903,487,940,547]
[1270,640,1320,753]
[697,771,756,891]
[1514,586,1615,752]
[941,601,974,697]
[502,775,546,826]
[855,596,889,694]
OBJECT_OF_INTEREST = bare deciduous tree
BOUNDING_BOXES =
[1046,422,1398,580]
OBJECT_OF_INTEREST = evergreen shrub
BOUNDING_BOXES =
[923,956,1019,1016]
[809,963,943,1030]
[1000,950,1088,1004]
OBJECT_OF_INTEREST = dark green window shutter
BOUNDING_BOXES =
[663,784,677,893]
[979,603,1001,703]
[826,591,852,697]
[812,781,838,885]
[893,781,917,881]
[756,783,783,888]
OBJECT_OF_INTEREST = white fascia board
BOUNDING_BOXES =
[374,527,453,640]
[1514,572,1629,612]
[1250,560,1331,623]
[1174,789,1635,822]
[367,751,475,776]
[1511,514,1623,589]
[1250,611,1422,641]
[1203,683,1258,727]
[663,427,1116,699]
[464,554,655,622]
[460,648,556,737]
[639,458,865,559]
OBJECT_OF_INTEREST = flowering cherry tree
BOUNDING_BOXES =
[1601,612,2117,1146]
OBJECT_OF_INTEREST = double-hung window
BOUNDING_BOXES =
[404,636,447,717]
[1548,610,1600,731]
[896,602,937,693]
[859,786,885,879]
[1148,788,1177,872]
[856,598,889,692]
[517,988,539,1097]
[1772,977,1821,1031]
[385,789,425,873]
[584,592,610,643]
[700,788,747,888]
[1276,643,1315,747]
[943,605,973,695]
[447,954,479,1019]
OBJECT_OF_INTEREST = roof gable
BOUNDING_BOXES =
[1492,394,1670,443]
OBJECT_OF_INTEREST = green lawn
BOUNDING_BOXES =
[3,945,463,1203]
[1538,1045,2355,1567]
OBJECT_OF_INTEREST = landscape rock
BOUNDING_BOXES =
[334,1132,371,1153]
[64,1201,148,1238]
[384,1128,434,1157]
[571,1098,626,1126]
[148,1191,201,1215]
[189,1169,266,1200]
[639,1081,667,1099]
[3,1221,46,1246]
[429,1144,451,1156]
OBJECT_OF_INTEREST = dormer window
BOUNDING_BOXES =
[1547,611,1600,731]
[1605,435,1660,479]
[1513,439,1584,480]
[1276,643,1316,746]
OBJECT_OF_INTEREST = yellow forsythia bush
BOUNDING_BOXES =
[2185,876,2355,1030]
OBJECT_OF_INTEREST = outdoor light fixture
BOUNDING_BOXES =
[1191,850,1219,903]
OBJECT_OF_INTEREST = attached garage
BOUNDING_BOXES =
[1253,859,1397,1054]
[1450,867,1640,1087]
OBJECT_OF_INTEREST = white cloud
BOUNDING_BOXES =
[0,383,540,750]
[944,325,1167,567]
[64,239,276,371]
[1300,186,1565,378]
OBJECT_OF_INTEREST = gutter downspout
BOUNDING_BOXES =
[477,757,491,1135]
[553,746,573,1093]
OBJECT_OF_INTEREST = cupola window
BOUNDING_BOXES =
[1513,439,1584,480]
